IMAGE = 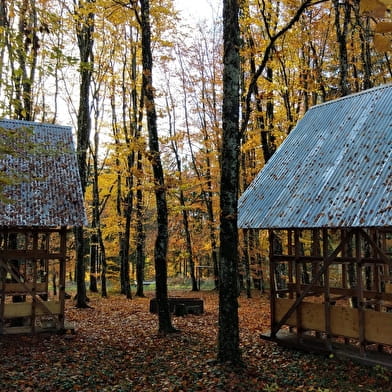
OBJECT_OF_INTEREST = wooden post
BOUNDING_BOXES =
[341,229,350,344]
[31,231,39,333]
[323,228,332,350]
[59,227,67,331]
[294,229,302,341]
[0,255,5,334]
[288,230,294,300]
[356,230,366,356]
[269,230,277,338]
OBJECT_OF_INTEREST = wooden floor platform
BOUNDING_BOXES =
[1,321,76,335]
[262,330,392,369]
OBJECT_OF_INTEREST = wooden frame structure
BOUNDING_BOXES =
[238,85,392,365]
[0,226,69,334]
[0,119,86,334]
[267,227,392,359]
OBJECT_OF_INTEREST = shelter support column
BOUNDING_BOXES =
[294,230,302,341]
[356,230,366,355]
[269,229,277,338]
[59,226,67,331]
[323,228,332,350]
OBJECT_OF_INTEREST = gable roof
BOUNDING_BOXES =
[0,119,87,227]
[238,84,392,229]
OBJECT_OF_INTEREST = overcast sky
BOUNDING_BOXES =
[174,0,218,22]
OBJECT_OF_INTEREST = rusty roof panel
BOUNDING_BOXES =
[0,119,87,227]
[238,84,392,229]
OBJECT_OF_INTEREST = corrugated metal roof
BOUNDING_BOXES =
[238,84,392,229]
[0,119,87,227]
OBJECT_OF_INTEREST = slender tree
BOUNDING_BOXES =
[164,86,198,291]
[73,0,94,308]
[332,0,351,96]
[135,149,146,297]
[139,0,176,334]
[218,0,241,364]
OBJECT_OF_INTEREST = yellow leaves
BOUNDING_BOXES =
[104,3,133,26]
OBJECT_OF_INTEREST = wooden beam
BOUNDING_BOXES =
[0,250,63,259]
[286,283,392,301]
[2,282,47,295]
[4,301,61,318]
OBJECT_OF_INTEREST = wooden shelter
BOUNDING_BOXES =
[0,119,86,334]
[238,85,392,366]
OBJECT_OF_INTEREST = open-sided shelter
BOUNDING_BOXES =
[0,119,86,334]
[238,85,392,365]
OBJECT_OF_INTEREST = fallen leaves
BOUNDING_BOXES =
[0,290,391,391]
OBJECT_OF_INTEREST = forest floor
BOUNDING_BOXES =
[1,289,392,392]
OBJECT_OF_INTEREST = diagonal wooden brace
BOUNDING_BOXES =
[271,229,355,337]
[0,259,54,316]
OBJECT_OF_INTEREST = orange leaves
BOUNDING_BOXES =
[0,291,392,391]
[374,34,392,52]
[360,0,387,17]
[375,21,392,33]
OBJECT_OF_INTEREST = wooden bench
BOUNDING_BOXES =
[149,297,204,316]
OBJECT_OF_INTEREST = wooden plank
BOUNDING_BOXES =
[275,298,392,346]
[2,321,75,335]
[385,283,392,294]
[3,282,47,294]
[276,299,358,338]
[330,306,359,339]
[4,301,61,318]
[365,310,392,346]
[275,299,325,331]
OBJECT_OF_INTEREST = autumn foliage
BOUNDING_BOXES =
[0,290,391,391]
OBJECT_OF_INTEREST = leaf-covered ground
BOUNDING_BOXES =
[1,290,391,391]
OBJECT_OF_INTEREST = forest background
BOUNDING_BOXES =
[1,0,392,308]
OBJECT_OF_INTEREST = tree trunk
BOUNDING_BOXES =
[218,0,241,364]
[140,0,175,334]
[120,202,132,299]
[74,0,94,308]
[99,228,107,298]
[74,226,88,307]
[165,91,198,292]
[333,0,351,96]
[135,152,146,298]
[353,0,373,90]
[89,234,98,293]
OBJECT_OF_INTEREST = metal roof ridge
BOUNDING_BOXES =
[308,83,392,111]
